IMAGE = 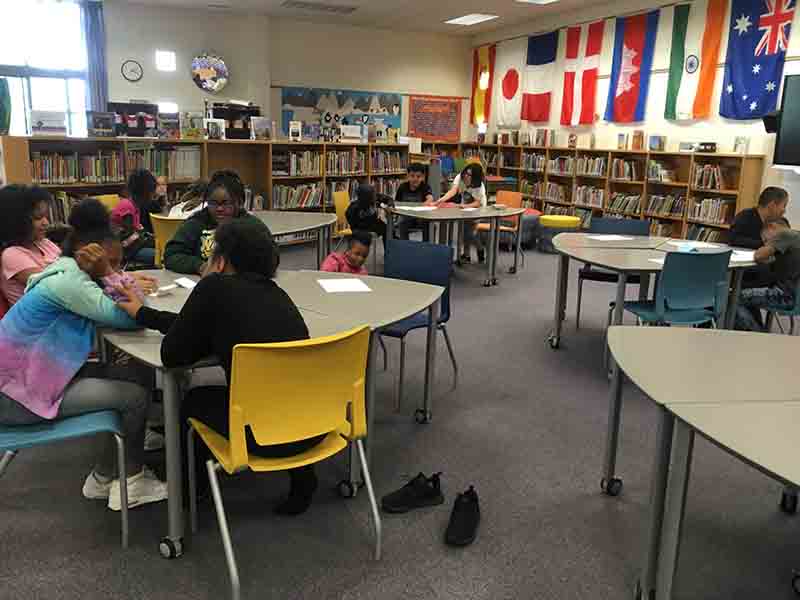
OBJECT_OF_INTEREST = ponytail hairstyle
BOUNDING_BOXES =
[62,198,116,257]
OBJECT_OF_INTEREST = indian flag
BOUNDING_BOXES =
[665,0,728,120]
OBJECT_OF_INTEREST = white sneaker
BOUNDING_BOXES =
[144,428,165,452]
[82,470,114,500]
[108,467,168,511]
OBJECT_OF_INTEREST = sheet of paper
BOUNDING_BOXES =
[730,250,755,262]
[460,207,479,212]
[149,284,177,298]
[648,257,665,265]
[317,278,372,293]
[586,234,634,241]
[401,206,437,212]
[174,277,197,290]
[666,240,720,249]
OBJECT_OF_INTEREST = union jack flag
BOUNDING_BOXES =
[756,0,795,55]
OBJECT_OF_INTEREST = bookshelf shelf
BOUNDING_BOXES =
[273,174,324,180]
[544,198,573,207]
[645,212,684,222]
[326,172,367,178]
[372,170,407,176]
[575,173,607,180]
[40,181,125,189]
[691,187,739,195]
[648,180,689,188]
[548,172,574,178]
[610,179,645,185]
[605,209,643,218]
[575,203,604,210]
[687,218,731,229]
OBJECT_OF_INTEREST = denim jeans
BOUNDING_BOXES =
[735,285,794,332]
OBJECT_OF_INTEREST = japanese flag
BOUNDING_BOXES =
[493,37,527,128]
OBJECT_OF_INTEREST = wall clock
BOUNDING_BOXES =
[121,60,143,83]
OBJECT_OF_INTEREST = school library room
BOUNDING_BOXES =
[4,0,800,598]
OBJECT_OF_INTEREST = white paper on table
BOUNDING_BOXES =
[460,207,479,212]
[666,240,720,249]
[730,250,755,262]
[174,277,197,290]
[149,284,177,298]
[317,278,372,293]
[401,206,437,212]
[586,234,634,241]
[648,258,665,265]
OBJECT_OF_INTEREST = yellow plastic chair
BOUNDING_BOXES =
[187,326,381,600]
[332,190,353,251]
[150,213,185,268]
[95,194,121,212]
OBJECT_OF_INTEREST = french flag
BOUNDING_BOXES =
[561,21,605,126]
[521,31,558,123]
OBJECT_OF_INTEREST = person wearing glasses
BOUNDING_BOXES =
[163,170,271,275]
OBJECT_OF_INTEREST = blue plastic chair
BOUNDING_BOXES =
[0,410,129,548]
[380,240,457,409]
[622,250,732,326]
[765,279,800,335]
[575,218,650,329]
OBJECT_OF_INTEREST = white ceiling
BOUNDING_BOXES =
[120,0,604,35]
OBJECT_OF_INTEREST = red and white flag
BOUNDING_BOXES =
[560,20,605,126]
[521,31,559,122]
[493,37,527,129]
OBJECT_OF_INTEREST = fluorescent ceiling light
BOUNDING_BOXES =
[445,14,499,26]
[515,0,560,4]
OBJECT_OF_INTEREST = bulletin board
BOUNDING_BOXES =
[408,95,462,142]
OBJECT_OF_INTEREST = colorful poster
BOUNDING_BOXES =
[281,87,402,137]
[720,0,795,119]
[408,96,462,142]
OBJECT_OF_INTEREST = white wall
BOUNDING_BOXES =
[104,0,271,114]
[472,0,800,224]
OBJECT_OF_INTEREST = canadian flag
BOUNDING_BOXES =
[560,21,605,126]
[493,37,527,129]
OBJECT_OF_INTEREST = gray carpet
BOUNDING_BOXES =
[0,243,797,600]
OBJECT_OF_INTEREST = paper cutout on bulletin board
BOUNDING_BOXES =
[407,95,462,142]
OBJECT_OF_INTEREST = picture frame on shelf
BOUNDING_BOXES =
[86,112,116,137]
[649,135,666,151]
[289,120,303,142]
[733,136,750,154]
[250,116,272,140]
[204,118,226,140]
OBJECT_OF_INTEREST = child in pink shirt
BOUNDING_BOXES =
[321,231,371,275]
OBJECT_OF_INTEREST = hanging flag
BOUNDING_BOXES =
[521,31,558,122]
[561,20,605,126]
[493,37,527,128]
[665,0,728,120]
[604,10,660,123]
[720,0,795,119]
[470,44,496,125]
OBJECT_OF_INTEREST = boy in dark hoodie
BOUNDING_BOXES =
[345,183,386,240]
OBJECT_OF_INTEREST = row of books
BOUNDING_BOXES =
[548,156,574,175]
[241,187,266,212]
[544,204,572,216]
[31,151,122,185]
[611,159,642,181]
[693,164,729,190]
[273,151,322,176]
[607,192,643,214]
[126,145,202,180]
[373,177,403,197]
[574,185,604,208]
[326,150,367,175]
[49,191,78,224]
[521,153,546,172]
[371,151,406,173]
[647,161,678,183]
[577,157,606,177]
[649,221,674,237]
[687,225,726,242]
[645,194,685,217]
[272,183,324,209]
[327,179,359,205]
[689,197,735,224]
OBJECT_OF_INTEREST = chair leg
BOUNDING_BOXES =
[188,426,199,534]
[207,460,240,600]
[113,435,129,549]
[766,311,775,332]
[440,324,458,390]
[0,450,17,479]
[334,236,344,252]
[791,316,796,336]
[575,277,584,330]
[355,439,382,561]
[378,336,388,372]
[396,337,406,412]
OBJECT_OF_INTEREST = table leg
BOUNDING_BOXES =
[326,224,333,256]
[724,269,744,329]
[636,406,675,600]
[348,332,378,492]
[639,273,651,301]
[316,226,324,269]
[602,362,624,497]
[429,221,436,244]
[613,273,628,325]
[386,211,395,242]
[548,254,570,349]
[655,418,694,600]
[416,298,440,424]
[510,220,522,274]
[160,370,184,558]
[484,219,497,287]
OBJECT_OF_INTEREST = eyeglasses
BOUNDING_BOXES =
[207,200,237,214]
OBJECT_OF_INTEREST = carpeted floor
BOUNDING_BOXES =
[0,243,797,600]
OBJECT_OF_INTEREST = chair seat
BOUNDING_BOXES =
[380,311,430,337]
[623,301,715,325]
[475,223,517,233]
[0,410,123,452]
[337,228,353,237]
[578,266,642,284]
[190,418,350,475]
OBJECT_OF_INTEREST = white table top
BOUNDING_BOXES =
[103,269,443,369]
[668,401,800,487]
[555,232,670,250]
[389,203,525,222]
[252,210,336,236]
[608,326,800,406]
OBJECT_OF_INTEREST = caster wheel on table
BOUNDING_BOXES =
[780,490,798,515]
[414,408,432,424]
[337,480,357,499]
[547,336,560,350]
[159,537,183,559]
[491,278,498,286]
[601,477,623,497]
[792,572,800,595]
[508,267,517,274]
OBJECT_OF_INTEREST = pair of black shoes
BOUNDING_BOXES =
[380,472,480,547]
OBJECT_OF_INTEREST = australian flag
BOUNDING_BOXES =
[720,0,795,119]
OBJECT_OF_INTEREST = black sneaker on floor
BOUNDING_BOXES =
[459,254,472,264]
[476,249,486,264]
[445,486,480,547]
[381,472,444,514]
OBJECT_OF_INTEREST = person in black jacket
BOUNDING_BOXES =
[345,183,386,239]
[730,186,789,249]
[115,221,322,515]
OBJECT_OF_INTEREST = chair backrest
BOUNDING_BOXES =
[96,194,121,212]
[588,217,650,236]
[656,251,732,319]
[496,190,523,227]
[150,214,185,268]
[332,191,351,234]
[384,239,452,323]
[227,326,370,469]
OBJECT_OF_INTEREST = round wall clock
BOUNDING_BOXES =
[191,53,229,94]
[121,60,143,83]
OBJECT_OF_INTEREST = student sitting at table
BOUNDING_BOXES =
[735,217,800,332]
[433,162,488,263]
[111,169,158,266]
[163,170,271,275]
[116,221,323,515]
[346,183,386,240]
[321,230,371,275]
[395,163,434,241]
[0,198,167,510]
[731,187,789,249]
